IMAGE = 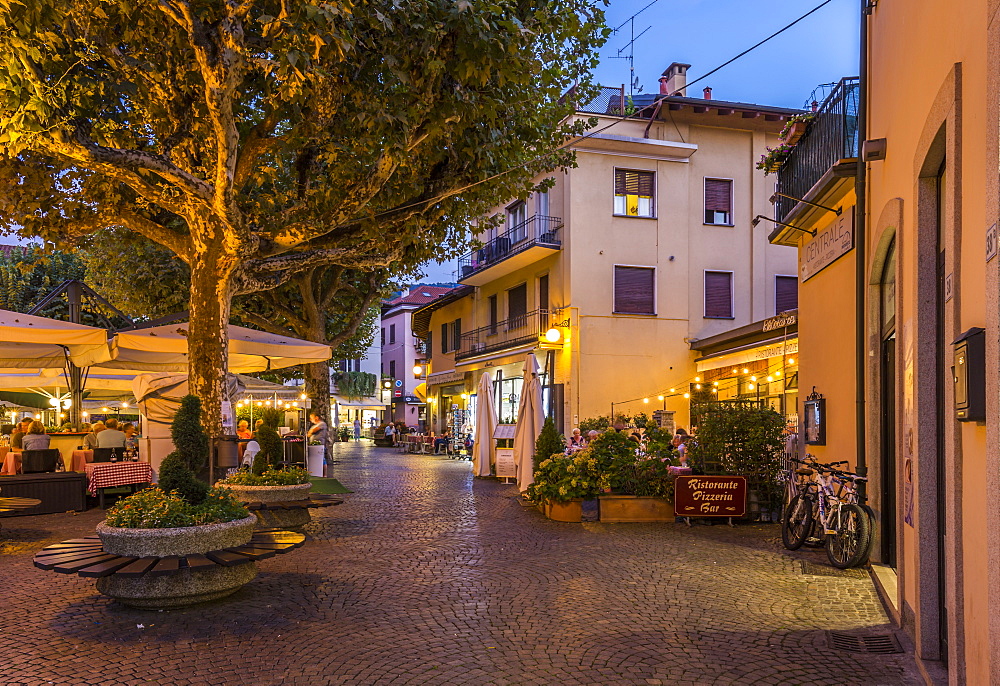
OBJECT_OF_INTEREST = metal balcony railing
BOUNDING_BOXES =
[776,77,860,222]
[456,215,562,282]
[455,309,555,361]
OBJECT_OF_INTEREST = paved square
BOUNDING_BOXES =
[0,443,918,685]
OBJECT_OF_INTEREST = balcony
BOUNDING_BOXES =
[776,77,860,224]
[456,215,562,286]
[455,309,555,362]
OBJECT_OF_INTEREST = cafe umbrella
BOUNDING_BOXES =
[472,371,497,478]
[512,352,544,493]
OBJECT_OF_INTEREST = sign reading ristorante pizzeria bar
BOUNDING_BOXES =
[673,476,747,517]
[800,207,855,282]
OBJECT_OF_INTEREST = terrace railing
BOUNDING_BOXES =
[457,215,562,282]
[776,77,860,222]
[455,309,555,361]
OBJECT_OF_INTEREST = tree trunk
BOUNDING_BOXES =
[188,253,238,438]
[304,359,333,465]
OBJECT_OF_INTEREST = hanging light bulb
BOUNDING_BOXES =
[657,395,664,401]
[748,383,755,390]
[643,397,649,404]
[787,358,795,365]
[694,376,701,382]
[750,376,756,382]
[682,392,691,399]
[767,376,774,382]
[742,368,749,374]
[776,371,782,377]
[695,384,701,390]
[732,368,739,375]
[669,388,676,393]
[713,381,719,387]
[711,388,717,394]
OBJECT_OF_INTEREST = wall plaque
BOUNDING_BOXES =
[800,208,855,282]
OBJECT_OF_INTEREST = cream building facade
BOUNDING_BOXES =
[413,66,800,437]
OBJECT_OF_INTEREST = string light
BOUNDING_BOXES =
[750,376,757,382]
[748,383,755,390]
[657,395,664,401]
[670,388,676,393]
[787,358,795,365]
[643,397,649,404]
[683,393,690,399]
[711,388,717,394]
[694,376,701,382]
[767,376,774,382]
[695,384,701,390]
[742,368,749,374]
[713,381,719,387]
[732,368,739,375]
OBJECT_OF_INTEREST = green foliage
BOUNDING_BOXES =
[338,426,351,441]
[252,424,283,475]
[235,405,285,430]
[220,466,309,487]
[157,451,209,506]
[688,402,786,513]
[577,416,611,433]
[533,416,565,472]
[614,457,676,499]
[578,412,651,433]
[105,487,249,529]
[585,430,639,491]
[335,371,377,400]
[171,395,209,474]
[526,452,603,504]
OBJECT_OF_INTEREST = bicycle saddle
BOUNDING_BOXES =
[795,467,815,476]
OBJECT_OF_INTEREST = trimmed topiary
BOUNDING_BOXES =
[533,416,565,472]
[252,423,283,475]
[172,395,210,473]
[158,451,210,505]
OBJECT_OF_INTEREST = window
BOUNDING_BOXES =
[704,271,734,319]
[508,283,528,328]
[380,328,385,347]
[507,201,528,242]
[614,169,654,217]
[389,323,396,344]
[704,178,733,225]
[452,318,462,352]
[440,323,448,353]
[613,266,656,315]
[488,294,498,335]
[426,331,432,356]
[775,275,798,314]
[538,274,549,314]
[389,360,396,379]
[536,190,550,217]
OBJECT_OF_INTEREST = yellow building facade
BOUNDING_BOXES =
[770,3,1000,680]
[414,70,800,438]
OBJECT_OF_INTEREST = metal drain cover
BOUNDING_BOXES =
[827,631,903,654]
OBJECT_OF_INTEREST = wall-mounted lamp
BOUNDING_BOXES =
[768,191,842,216]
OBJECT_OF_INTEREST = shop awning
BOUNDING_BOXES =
[412,382,427,401]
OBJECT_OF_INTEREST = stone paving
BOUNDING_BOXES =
[0,442,919,685]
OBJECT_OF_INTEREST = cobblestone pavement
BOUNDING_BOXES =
[0,442,919,685]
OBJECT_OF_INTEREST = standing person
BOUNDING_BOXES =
[353,417,362,441]
[307,412,329,462]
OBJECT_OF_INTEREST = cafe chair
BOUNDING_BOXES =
[92,447,124,463]
[21,449,61,474]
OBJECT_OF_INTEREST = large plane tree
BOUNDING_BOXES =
[0,0,605,433]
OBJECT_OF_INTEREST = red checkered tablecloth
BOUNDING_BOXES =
[84,461,153,496]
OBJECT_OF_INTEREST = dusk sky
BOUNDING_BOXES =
[418,0,860,283]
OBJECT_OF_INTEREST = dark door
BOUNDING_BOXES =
[880,333,896,567]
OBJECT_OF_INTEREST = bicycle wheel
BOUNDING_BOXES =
[858,504,877,563]
[826,503,871,568]
[781,494,814,550]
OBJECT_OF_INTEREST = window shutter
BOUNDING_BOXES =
[636,172,654,197]
[614,169,627,195]
[775,276,798,314]
[427,331,432,355]
[615,170,653,196]
[614,266,655,314]
[508,284,528,323]
[390,323,396,343]
[705,271,733,318]
[441,323,448,353]
[538,274,549,313]
[453,318,462,351]
[389,360,396,378]
[489,295,498,333]
[705,179,732,212]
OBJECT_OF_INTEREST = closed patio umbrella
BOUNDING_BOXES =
[513,352,544,492]
[472,372,497,477]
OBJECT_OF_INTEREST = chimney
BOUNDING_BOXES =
[662,62,691,96]
[658,76,670,95]
[703,87,712,100]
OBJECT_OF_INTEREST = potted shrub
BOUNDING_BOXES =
[95,396,257,608]
[598,456,675,522]
[216,420,313,530]
[338,426,351,442]
[525,450,603,522]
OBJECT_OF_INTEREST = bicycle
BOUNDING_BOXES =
[781,456,872,569]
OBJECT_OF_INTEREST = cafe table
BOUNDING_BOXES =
[0,447,19,476]
[84,461,153,508]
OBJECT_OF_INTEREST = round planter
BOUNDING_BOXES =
[216,482,312,530]
[95,515,257,609]
[539,499,583,523]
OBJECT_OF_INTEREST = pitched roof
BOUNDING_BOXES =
[383,285,456,309]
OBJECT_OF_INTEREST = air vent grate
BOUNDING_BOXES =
[827,631,903,654]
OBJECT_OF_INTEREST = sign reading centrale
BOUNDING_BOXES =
[800,208,855,282]
[673,476,747,517]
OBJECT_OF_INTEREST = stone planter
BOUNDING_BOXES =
[598,495,673,522]
[95,515,257,609]
[217,482,312,530]
[538,499,583,523]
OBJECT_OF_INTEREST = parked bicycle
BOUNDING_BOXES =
[781,455,873,569]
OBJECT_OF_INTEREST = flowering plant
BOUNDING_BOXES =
[219,466,310,486]
[526,449,605,504]
[105,487,249,529]
[756,143,795,175]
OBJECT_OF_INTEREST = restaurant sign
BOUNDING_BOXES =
[800,208,855,282]
[673,476,747,517]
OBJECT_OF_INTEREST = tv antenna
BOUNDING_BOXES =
[607,0,662,96]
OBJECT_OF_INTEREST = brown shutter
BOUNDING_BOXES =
[453,318,462,351]
[704,271,733,318]
[614,266,655,314]
[775,276,798,314]
[508,284,528,323]
[705,178,732,212]
[615,170,653,196]
[440,323,448,353]
[538,274,549,313]
[636,171,654,197]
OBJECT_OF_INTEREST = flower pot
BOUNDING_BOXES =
[598,495,673,522]
[540,499,583,523]
[217,482,312,530]
[306,445,325,477]
[780,120,808,145]
[95,515,257,609]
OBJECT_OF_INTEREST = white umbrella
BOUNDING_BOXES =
[472,372,497,477]
[0,309,111,368]
[513,352,545,492]
[106,322,331,373]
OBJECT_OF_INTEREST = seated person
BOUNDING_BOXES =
[123,422,139,451]
[433,430,451,454]
[566,428,586,450]
[236,419,253,440]
[84,421,106,449]
[97,418,127,448]
[10,418,32,450]
[21,420,51,451]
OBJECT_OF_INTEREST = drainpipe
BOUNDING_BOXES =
[855,0,870,490]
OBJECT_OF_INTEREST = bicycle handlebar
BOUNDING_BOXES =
[791,456,865,481]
